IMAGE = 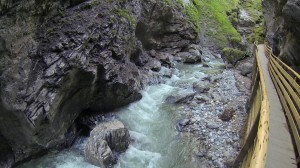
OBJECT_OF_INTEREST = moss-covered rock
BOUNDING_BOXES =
[222,47,247,65]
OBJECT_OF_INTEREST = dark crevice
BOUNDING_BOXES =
[0,133,14,168]
[135,22,151,49]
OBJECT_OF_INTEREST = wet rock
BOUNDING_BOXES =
[202,75,212,82]
[219,107,235,121]
[157,52,174,67]
[176,119,190,132]
[179,119,190,126]
[194,94,210,103]
[174,56,183,62]
[195,151,206,157]
[202,57,211,63]
[85,139,114,168]
[176,51,201,64]
[159,66,174,78]
[202,62,210,67]
[193,81,210,93]
[146,59,161,72]
[85,120,130,167]
[165,90,196,104]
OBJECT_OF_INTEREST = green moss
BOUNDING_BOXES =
[242,0,265,43]
[244,0,262,19]
[165,0,173,5]
[222,47,247,65]
[249,25,264,43]
[175,0,241,48]
[115,9,136,25]
[184,2,201,34]
[176,0,184,6]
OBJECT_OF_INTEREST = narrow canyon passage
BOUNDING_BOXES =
[18,56,243,168]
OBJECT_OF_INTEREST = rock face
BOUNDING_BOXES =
[0,134,14,168]
[0,0,197,165]
[85,120,130,168]
[263,0,300,70]
[236,57,254,77]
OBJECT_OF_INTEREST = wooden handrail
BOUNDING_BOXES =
[233,43,270,167]
[264,42,300,80]
[264,42,300,163]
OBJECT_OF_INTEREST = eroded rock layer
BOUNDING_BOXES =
[0,0,197,164]
[263,0,300,70]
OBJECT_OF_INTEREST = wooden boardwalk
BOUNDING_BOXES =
[257,44,297,167]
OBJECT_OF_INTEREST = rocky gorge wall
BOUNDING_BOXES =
[263,0,300,71]
[0,0,198,166]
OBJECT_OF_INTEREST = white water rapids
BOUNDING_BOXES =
[18,59,225,168]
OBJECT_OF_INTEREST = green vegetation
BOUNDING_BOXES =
[244,0,262,19]
[222,47,246,65]
[173,0,241,48]
[115,9,136,25]
[249,25,264,43]
[184,2,201,34]
[243,0,265,43]
[165,0,173,5]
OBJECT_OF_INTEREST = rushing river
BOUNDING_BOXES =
[18,59,225,168]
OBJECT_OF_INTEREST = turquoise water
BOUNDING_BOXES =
[18,61,225,168]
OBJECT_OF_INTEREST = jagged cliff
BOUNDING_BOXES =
[263,0,300,71]
[0,0,197,166]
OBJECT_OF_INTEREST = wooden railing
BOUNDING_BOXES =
[233,44,270,167]
[265,43,300,164]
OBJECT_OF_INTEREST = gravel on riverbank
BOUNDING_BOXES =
[176,68,251,168]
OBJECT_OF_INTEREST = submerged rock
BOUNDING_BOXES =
[165,90,196,104]
[85,120,130,168]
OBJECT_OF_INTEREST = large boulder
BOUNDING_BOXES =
[236,57,254,77]
[85,120,130,168]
